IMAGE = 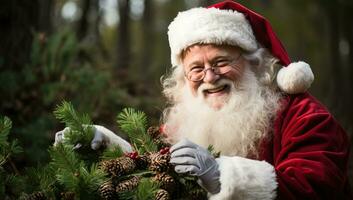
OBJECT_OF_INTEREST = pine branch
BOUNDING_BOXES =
[49,143,85,194]
[79,163,107,191]
[116,108,157,154]
[118,178,159,200]
[50,144,81,175]
[50,143,108,199]
[135,178,159,200]
[54,101,90,132]
[53,101,94,147]
[0,116,22,172]
[117,108,147,135]
[24,165,57,195]
[101,145,124,160]
[0,116,13,165]
[0,116,12,146]
[207,144,221,158]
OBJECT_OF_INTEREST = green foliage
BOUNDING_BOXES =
[0,116,25,199]
[101,145,124,160]
[117,108,157,154]
[0,116,12,145]
[0,116,22,164]
[0,105,205,199]
[117,108,148,135]
[0,116,22,165]
[0,171,26,198]
[116,178,156,200]
[207,144,221,158]
[49,101,113,199]
[135,178,160,200]
[49,144,107,199]
[54,101,94,148]
[1,28,136,167]
[23,165,57,197]
[119,178,159,200]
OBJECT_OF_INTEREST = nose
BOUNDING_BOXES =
[203,68,220,83]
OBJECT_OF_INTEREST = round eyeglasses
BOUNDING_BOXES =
[185,53,242,82]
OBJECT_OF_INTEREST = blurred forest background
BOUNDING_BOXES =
[0,0,352,191]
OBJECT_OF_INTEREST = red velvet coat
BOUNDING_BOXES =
[260,92,352,199]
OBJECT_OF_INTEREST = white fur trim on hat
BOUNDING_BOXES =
[168,7,258,66]
[209,156,277,200]
[276,61,314,94]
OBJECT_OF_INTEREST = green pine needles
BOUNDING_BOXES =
[49,101,108,199]
[0,116,22,166]
[1,102,207,199]
[54,101,94,148]
[49,144,106,198]
[0,116,24,199]
[117,108,158,154]
[118,178,160,200]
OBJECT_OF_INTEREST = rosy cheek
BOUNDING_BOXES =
[187,81,200,95]
[226,66,244,81]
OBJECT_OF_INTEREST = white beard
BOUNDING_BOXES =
[162,68,281,157]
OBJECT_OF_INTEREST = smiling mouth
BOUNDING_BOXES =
[203,85,229,95]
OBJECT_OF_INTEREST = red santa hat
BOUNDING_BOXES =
[167,0,314,94]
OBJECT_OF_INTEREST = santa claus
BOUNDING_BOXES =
[55,1,351,199]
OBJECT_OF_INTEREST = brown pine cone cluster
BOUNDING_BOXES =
[152,172,176,193]
[98,181,116,200]
[22,191,47,200]
[147,126,161,139]
[98,176,141,199]
[60,191,75,200]
[147,126,171,149]
[155,189,170,200]
[135,154,150,169]
[100,156,136,177]
[97,125,207,200]
[115,176,140,193]
[149,152,172,172]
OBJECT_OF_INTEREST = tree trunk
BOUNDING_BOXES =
[141,0,153,78]
[77,0,92,40]
[0,0,39,70]
[322,1,343,109]
[37,0,53,34]
[342,2,353,123]
[116,0,130,70]
[93,0,109,59]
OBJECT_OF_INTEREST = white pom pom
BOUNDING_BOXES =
[276,61,314,94]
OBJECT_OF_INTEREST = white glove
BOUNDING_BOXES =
[170,138,221,194]
[54,125,133,153]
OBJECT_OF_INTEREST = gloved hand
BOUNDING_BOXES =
[54,125,133,152]
[170,138,221,194]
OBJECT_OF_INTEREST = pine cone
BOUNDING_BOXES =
[149,152,171,172]
[147,126,160,138]
[153,172,176,193]
[100,157,136,177]
[155,189,170,200]
[60,191,75,200]
[23,191,47,200]
[99,180,116,200]
[135,154,150,169]
[153,137,170,149]
[116,176,140,193]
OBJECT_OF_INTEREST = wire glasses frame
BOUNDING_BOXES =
[185,53,242,82]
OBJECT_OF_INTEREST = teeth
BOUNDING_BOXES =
[207,86,225,93]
